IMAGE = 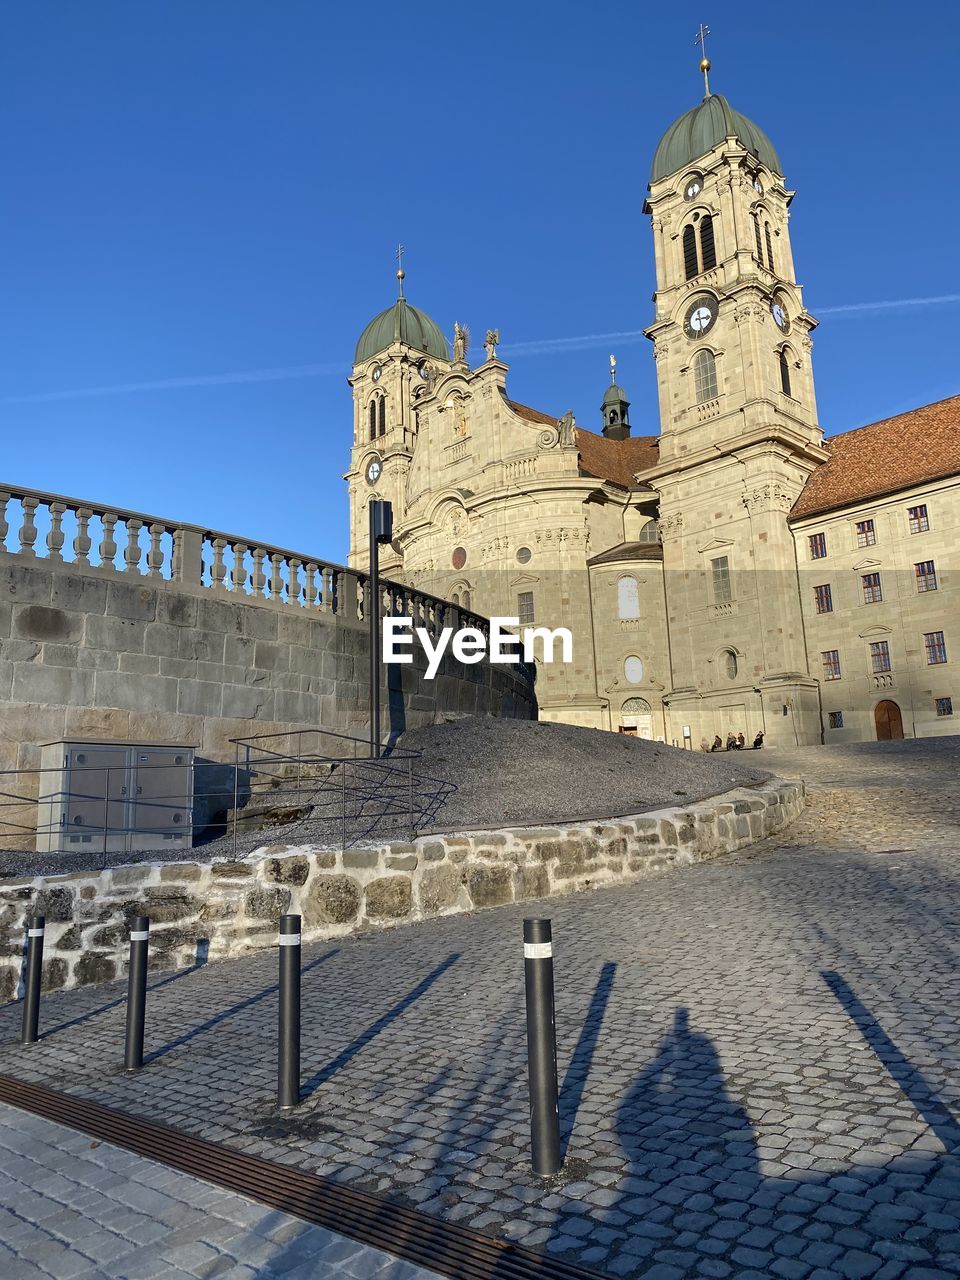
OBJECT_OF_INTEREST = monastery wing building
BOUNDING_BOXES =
[345,81,960,749]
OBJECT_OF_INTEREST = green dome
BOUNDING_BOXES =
[603,383,628,405]
[650,94,781,184]
[355,298,449,364]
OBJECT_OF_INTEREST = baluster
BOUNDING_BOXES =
[147,523,165,577]
[231,542,248,594]
[303,562,318,609]
[73,508,92,565]
[19,497,39,557]
[288,558,302,607]
[123,518,143,574]
[321,566,334,611]
[0,491,9,551]
[45,502,66,561]
[100,513,118,569]
[251,548,267,597]
[269,554,284,601]
[211,537,228,591]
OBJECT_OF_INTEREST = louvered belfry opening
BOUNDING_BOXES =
[699,215,716,271]
[683,223,698,280]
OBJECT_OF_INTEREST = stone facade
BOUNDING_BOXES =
[345,93,959,750]
[0,778,803,999]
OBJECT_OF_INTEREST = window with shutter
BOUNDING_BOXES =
[764,222,775,272]
[700,215,716,271]
[682,224,698,279]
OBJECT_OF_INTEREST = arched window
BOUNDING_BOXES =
[778,349,792,397]
[451,591,460,607]
[722,649,738,680]
[378,396,386,437]
[682,224,698,280]
[764,222,775,273]
[618,576,640,620]
[753,215,764,263]
[638,518,659,544]
[462,590,471,611]
[699,215,716,271]
[693,349,718,404]
[608,409,619,425]
[368,400,377,441]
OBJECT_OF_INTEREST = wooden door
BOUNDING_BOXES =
[874,700,904,741]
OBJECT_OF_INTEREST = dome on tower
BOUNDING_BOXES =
[603,383,628,406]
[355,297,450,364]
[650,94,781,184]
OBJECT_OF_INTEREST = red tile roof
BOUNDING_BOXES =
[791,393,960,520]
[575,427,660,489]
[508,400,559,427]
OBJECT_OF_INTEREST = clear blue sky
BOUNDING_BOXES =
[3,1,957,564]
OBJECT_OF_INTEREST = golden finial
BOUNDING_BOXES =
[694,23,712,97]
[396,242,406,298]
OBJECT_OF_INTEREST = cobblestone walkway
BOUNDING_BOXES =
[0,1102,443,1280]
[2,736,960,1279]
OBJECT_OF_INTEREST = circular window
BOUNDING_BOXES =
[624,656,644,685]
[723,650,738,680]
[516,546,532,565]
[451,546,467,570]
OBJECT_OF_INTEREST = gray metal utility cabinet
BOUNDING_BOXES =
[36,740,195,855]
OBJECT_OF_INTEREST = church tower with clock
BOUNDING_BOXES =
[636,54,829,744]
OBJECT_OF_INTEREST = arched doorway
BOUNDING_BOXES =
[620,697,653,740]
[874,700,904,741]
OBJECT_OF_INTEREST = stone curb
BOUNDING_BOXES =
[0,778,804,999]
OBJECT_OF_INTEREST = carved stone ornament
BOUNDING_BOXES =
[657,512,684,539]
[652,340,669,362]
[742,483,793,514]
[537,427,560,449]
[733,301,764,325]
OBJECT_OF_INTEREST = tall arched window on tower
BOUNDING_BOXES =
[682,224,698,280]
[764,221,775,273]
[368,400,377,441]
[699,215,716,271]
[693,349,718,404]
[778,348,792,397]
[753,214,764,263]
[378,396,386,437]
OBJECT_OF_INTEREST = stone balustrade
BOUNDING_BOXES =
[0,483,488,637]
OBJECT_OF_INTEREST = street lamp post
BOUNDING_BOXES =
[368,499,393,758]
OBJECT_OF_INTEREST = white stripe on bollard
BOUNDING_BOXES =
[27,928,45,937]
[129,931,150,942]
[278,934,302,946]
[524,942,553,959]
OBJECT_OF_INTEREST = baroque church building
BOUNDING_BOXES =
[345,78,960,749]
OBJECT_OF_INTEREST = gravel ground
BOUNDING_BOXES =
[0,717,769,877]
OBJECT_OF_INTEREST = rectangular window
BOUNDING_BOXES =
[711,556,732,604]
[936,696,953,717]
[925,630,947,665]
[861,572,883,604]
[517,591,535,626]
[808,532,827,560]
[821,650,841,681]
[869,640,891,674]
[814,584,833,614]
[915,560,938,593]
[856,519,876,547]
[828,711,844,729]
[908,504,929,533]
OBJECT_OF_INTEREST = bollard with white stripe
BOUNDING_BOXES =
[277,913,302,1109]
[124,916,150,1070]
[523,917,561,1176]
[20,916,45,1045]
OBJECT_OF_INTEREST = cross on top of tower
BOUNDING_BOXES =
[396,243,406,298]
[694,23,712,97]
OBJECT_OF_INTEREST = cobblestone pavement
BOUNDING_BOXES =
[0,1102,444,1280]
[2,736,960,1279]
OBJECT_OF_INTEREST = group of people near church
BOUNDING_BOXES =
[699,731,764,752]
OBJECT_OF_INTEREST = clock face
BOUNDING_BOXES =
[771,300,790,333]
[371,364,382,382]
[684,295,718,338]
[684,177,702,200]
[365,457,382,485]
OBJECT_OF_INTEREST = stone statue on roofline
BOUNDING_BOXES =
[558,409,576,447]
[452,322,469,363]
[484,329,500,361]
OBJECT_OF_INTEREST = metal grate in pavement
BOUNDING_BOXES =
[0,1073,604,1280]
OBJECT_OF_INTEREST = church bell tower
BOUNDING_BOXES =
[638,43,829,747]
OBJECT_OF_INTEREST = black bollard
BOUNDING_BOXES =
[20,916,45,1045]
[523,917,561,1176]
[123,916,150,1071]
[277,913,301,1110]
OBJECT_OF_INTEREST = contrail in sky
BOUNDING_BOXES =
[2,294,957,404]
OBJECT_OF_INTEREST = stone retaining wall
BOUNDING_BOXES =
[0,779,804,1000]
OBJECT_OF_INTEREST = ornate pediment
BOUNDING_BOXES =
[697,537,735,554]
